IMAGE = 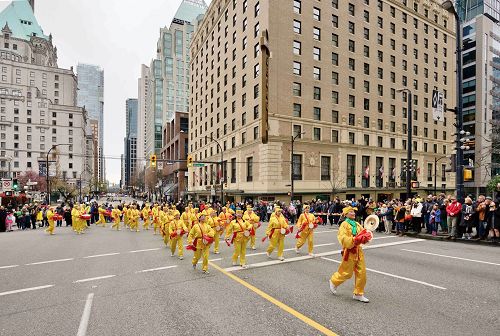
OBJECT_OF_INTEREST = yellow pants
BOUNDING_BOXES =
[213,230,221,253]
[249,235,256,249]
[296,232,314,253]
[143,218,150,230]
[124,216,129,227]
[266,233,285,258]
[232,238,248,266]
[130,220,139,231]
[97,214,105,226]
[112,218,120,230]
[46,220,55,234]
[192,246,210,271]
[153,220,160,234]
[170,237,184,257]
[163,232,170,246]
[330,251,366,295]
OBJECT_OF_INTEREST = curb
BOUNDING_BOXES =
[404,232,500,247]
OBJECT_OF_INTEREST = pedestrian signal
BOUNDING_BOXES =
[150,155,157,168]
[187,155,193,167]
[12,179,19,191]
[464,169,473,181]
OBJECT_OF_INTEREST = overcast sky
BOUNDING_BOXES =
[0,0,211,184]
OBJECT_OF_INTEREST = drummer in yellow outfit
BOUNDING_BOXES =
[123,204,130,229]
[181,207,192,231]
[225,209,252,268]
[265,206,290,261]
[71,204,80,233]
[169,212,188,259]
[243,205,260,250]
[142,204,151,230]
[208,210,223,254]
[45,207,55,235]
[96,205,106,226]
[130,205,140,232]
[160,206,170,246]
[111,205,122,230]
[187,212,215,274]
[329,206,372,303]
[152,204,160,234]
[295,205,317,256]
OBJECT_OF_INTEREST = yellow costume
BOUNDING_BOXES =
[243,206,260,250]
[169,215,188,259]
[71,205,80,233]
[208,211,223,254]
[188,214,215,273]
[265,207,289,261]
[142,205,151,230]
[181,207,192,232]
[152,205,160,234]
[329,207,370,303]
[45,208,55,235]
[295,206,316,254]
[96,206,106,226]
[111,207,122,230]
[225,210,252,267]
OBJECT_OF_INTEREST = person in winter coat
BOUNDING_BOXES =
[429,204,441,236]
[460,197,475,240]
[446,197,462,240]
[410,200,423,233]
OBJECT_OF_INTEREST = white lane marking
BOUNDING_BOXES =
[73,275,116,283]
[0,264,19,270]
[244,243,336,258]
[0,284,55,297]
[321,257,447,290]
[224,239,423,272]
[25,258,74,266]
[135,265,178,273]
[128,248,161,253]
[315,229,338,234]
[207,257,223,262]
[77,293,94,336]
[83,252,121,259]
[401,249,500,266]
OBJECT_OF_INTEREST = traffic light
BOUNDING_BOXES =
[446,154,456,172]
[411,181,420,189]
[150,154,157,168]
[12,178,19,191]
[187,155,193,167]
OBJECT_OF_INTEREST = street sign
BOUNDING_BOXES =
[193,163,205,167]
[1,179,12,191]
[432,90,444,122]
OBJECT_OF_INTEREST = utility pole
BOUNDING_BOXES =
[290,132,304,201]
[397,88,413,201]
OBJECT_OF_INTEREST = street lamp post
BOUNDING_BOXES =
[206,135,224,204]
[291,132,304,201]
[434,156,448,195]
[397,88,413,201]
[45,144,70,205]
[442,0,464,202]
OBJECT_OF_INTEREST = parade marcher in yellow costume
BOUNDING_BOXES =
[243,205,260,250]
[264,207,291,261]
[160,206,171,246]
[329,206,372,303]
[96,205,107,226]
[218,207,233,230]
[111,205,122,230]
[225,209,252,268]
[71,204,80,233]
[45,207,55,235]
[129,205,140,232]
[152,204,161,234]
[169,212,188,260]
[208,210,223,254]
[123,204,130,228]
[181,207,192,232]
[187,212,215,274]
[295,205,319,255]
[142,204,151,230]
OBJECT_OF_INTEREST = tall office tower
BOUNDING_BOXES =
[188,0,457,202]
[137,64,150,171]
[456,0,500,193]
[77,63,105,182]
[0,0,89,183]
[124,98,138,188]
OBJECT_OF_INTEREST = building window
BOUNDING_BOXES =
[313,87,321,100]
[313,107,321,120]
[332,91,339,104]
[347,155,356,188]
[313,7,320,21]
[292,154,302,180]
[348,113,355,126]
[349,132,355,144]
[313,127,321,141]
[332,130,339,143]
[293,82,302,96]
[231,158,236,183]
[313,27,321,41]
[293,125,302,138]
[293,20,301,34]
[313,67,321,80]
[313,47,321,61]
[321,156,331,181]
[293,61,301,75]
[293,40,301,55]
[247,157,253,182]
[293,0,301,14]
[332,110,339,123]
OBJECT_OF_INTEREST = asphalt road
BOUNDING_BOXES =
[0,222,499,336]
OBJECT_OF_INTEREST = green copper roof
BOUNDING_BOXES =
[0,0,48,41]
[173,0,207,24]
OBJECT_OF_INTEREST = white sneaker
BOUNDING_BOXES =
[203,270,210,274]
[214,251,220,254]
[179,256,184,260]
[295,247,300,254]
[266,252,271,259]
[241,264,248,269]
[252,247,256,250]
[329,281,337,295]
[308,253,315,257]
[170,253,175,257]
[352,294,369,303]
[279,256,285,261]
[232,261,237,266]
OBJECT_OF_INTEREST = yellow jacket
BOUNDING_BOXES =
[243,211,260,227]
[188,222,215,249]
[225,218,252,243]
[71,207,79,219]
[296,212,316,235]
[266,213,289,237]
[337,220,363,250]
[111,208,122,221]
[47,209,55,223]
[142,207,150,219]
[169,219,188,236]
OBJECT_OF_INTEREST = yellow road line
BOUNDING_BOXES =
[209,262,338,336]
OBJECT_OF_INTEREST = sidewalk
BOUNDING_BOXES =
[404,231,500,247]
